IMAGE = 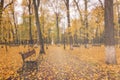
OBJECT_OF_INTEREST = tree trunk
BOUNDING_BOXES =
[116,1,120,47]
[104,0,117,64]
[12,10,18,44]
[33,0,45,54]
[0,0,4,40]
[64,29,66,49]
[65,0,73,49]
[84,0,89,48]
[0,0,4,25]
[28,0,33,44]
[56,13,60,45]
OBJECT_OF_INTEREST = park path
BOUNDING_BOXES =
[37,46,94,80]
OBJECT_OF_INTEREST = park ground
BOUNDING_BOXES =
[0,45,120,79]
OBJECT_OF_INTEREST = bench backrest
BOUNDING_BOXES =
[19,49,36,61]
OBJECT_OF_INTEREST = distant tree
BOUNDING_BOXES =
[91,6,104,44]
[0,0,13,25]
[0,0,4,42]
[12,3,18,44]
[115,0,120,47]
[0,0,14,51]
[49,0,62,45]
[0,0,4,26]
[64,0,73,49]
[104,0,117,64]
[84,0,89,48]
[27,0,33,44]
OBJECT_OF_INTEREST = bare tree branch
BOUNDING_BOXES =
[3,0,13,10]
[73,0,83,24]
[98,0,104,9]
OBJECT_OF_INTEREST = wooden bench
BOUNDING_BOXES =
[19,49,36,62]
[19,49,37,71]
